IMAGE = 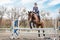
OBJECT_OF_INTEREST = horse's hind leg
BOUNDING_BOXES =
[43,30,45,36]
[40,22,45,36]
[37,26,40,37]
[40,22,44,28]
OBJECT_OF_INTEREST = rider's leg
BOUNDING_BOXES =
[38,15,40,21]
[36,11,40,21]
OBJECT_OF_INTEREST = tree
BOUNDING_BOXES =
[57,9,60,27]
[20,7,28,27]
[6,7,20,28]
[0,7,6,27]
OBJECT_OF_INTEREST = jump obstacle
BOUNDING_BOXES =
[10,13,59,40]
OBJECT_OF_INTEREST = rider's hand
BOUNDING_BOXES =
[33,10,35,12]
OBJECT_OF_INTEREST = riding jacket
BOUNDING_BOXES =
[33,7,39,16]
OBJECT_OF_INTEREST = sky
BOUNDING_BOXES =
[0,0,60,18]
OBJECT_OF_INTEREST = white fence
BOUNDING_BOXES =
[0,28,58,34]
[13,28,59,40]
[0,28,59,40]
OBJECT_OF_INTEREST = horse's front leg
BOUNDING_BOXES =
[33,22,36,28]
[29,21,32,29]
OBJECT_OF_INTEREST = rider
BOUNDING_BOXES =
[33,2,40,20]
[29,3,40,28]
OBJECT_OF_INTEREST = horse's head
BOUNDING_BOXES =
[28,11,34,21]
[28,11,32,17]
[28,11,35,17]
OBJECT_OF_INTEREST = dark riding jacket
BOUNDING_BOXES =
[33,7,39,16]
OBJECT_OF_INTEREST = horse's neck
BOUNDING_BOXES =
[34,14,40,21]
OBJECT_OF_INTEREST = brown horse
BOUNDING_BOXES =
[28,11,44,28]
[28,11,45,37]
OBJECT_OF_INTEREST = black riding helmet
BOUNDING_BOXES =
[34,2,37,5]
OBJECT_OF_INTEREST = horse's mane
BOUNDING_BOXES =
[28,11,36,15]
[28,11,36,14]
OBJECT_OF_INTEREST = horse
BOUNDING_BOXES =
[28,11,45,37]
